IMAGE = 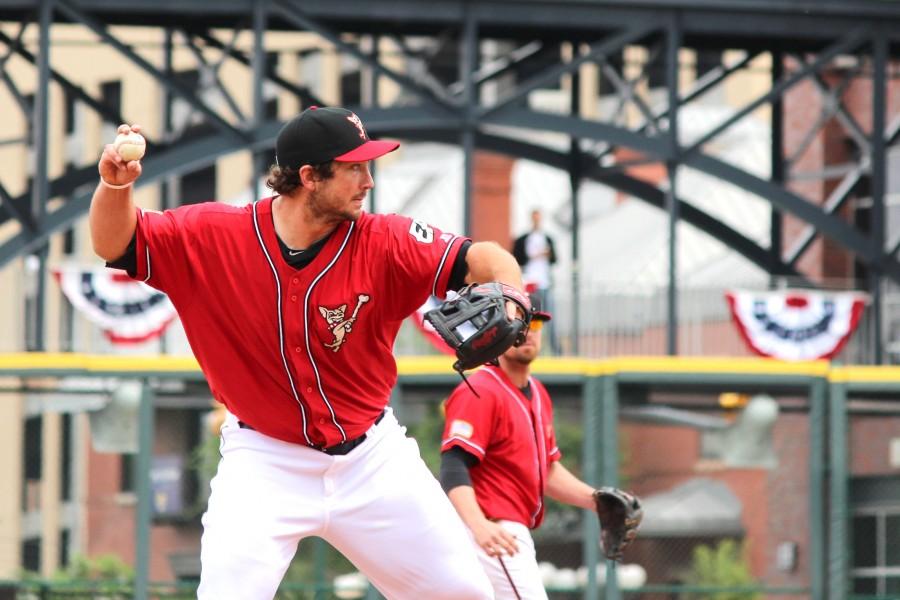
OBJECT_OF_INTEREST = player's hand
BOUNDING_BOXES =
[506,300,523,321]
[98,124,143,187]
[471,518,519,557]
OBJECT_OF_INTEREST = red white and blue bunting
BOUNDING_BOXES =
[725,289,868,360]
[54,266,177,344]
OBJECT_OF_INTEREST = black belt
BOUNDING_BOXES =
[238,409,386,456]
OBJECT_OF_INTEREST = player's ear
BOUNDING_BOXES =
[319,306,328,318]
[298,165,317,189]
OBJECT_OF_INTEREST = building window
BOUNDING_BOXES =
[852,507,900,596]
[23,416,42,511]
[61,413,72,502]
[22,538,40,573]
[121,454,135,493]
[100,80,122,142]
[179,164,216,206]
[59,529,70,569]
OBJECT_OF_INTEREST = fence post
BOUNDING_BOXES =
[828,377,849,600]
[600,375,620,600]
[134,380,154,600]
[809,377,826,600]
[581,375,601,600]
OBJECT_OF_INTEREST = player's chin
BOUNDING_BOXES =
[343,207,363,221]
[510,347,537,364]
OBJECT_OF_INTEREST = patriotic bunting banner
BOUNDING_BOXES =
[54,266,177,344]
[725,289,868,360]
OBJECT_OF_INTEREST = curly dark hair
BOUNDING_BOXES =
[265,162,335,195]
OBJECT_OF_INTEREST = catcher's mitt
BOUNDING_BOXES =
[593,487,643,561]
[424,282,532,374]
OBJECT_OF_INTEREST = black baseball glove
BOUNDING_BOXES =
[593,487,643,561]
[424,282,532,374]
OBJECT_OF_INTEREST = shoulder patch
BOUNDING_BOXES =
[449,419,474,439]
[408,220,434,243]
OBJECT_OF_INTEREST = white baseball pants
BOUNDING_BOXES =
[197,408,493,600]
[474,521,548,600]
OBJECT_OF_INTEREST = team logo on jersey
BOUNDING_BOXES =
[347,112,367,140]
[449,419,474,439]
[319,293,370,352]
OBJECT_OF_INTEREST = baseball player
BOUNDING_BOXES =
[89,106,526,599]
[440,295,633,599]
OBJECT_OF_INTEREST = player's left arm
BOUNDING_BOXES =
[464,241,524,291]
[545,462,596,511]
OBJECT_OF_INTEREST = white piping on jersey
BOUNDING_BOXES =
[432,235,459,297]
[441,436,486,457]
[138,209,151,283]
[252,202,313,446]
[302,223,355,443]
[483,368,545,527]
[529,377,547,526]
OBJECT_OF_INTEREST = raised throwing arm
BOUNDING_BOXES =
[89,124,143,262]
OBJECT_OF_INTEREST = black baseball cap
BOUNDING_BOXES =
[530,292,552,321]
[275,106,399,171]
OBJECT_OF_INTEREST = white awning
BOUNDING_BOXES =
[639,478,744,538]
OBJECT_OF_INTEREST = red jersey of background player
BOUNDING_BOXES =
[441,364,561,528]
[126,198,465,448]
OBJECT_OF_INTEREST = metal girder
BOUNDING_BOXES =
[478,22,659,118]
[683,29,868,156]
[55,0,247,142]
[191,29,326,108]
[0,115,795,282]
[0,127,279,269]
[0,27,156,147]
[1,1,899,296]
[270,0,460,111]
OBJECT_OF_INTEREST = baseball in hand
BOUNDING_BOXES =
[114,132,146,162]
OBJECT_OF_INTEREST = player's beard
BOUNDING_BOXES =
[506,345,537,365]
[308,189,362,224]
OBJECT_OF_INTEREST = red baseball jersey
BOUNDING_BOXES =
[441,365,561,528]
[124,197,467,447]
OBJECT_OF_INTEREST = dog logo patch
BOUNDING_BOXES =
[319,293,370,352]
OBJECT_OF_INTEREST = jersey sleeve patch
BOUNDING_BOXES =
[408,220,434,243]
[449,419,474,439]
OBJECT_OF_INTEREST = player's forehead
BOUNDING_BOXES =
[334,160,370,170]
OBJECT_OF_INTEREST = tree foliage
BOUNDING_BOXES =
[685,539,760,600]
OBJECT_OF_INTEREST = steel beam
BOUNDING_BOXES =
[192,29,325,108]
[683,29,867,156]
[479,22,658,119]
[870,31,888,364]
[665,14,681,356]
[460,5,476,237]
[55,0,246,142]
[271,0,460,111]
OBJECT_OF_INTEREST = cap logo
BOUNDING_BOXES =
[347,112,367,140]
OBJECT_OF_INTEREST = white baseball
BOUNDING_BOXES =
[114,131,146,162]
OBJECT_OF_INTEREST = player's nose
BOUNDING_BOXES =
[361,164,374,189]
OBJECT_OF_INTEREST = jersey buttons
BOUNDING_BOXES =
[292,277,299,284]
[295,346,302,353]
[291,295,297,302]
[307,386,313,393]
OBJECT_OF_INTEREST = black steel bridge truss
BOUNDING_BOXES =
[2,0,899,357]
